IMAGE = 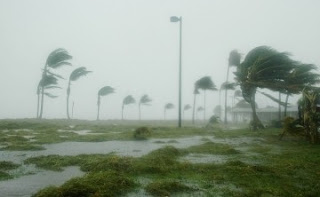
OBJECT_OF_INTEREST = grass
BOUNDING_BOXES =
[187,141,240,155]
[145,180,195,196]
[0,161,20,180]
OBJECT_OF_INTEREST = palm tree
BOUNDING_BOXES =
[196,106,204,120]
[183,104,191,119]
[66,67,92,119]
[224,50,241,123]
[122,95,136,120]
[164,103,174,120]
[97,86,115,120]
[138,95,152,120]
[234,46,296,130]
[220,82,237,123]
[192,86,200,124]
[195,76,217,121]
[38,48,72,119]
[36,75,61,118]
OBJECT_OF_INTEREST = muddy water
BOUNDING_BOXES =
[0,166,84,197]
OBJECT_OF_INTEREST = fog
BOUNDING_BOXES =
[0,0,319,120]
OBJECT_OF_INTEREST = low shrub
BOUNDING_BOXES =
[133,127,151,140]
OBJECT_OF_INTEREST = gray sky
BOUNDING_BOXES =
[0,0,319,120]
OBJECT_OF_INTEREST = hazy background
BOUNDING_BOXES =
[0,0,319,120]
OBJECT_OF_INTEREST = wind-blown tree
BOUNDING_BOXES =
[38,48,72,119]
[234,46,296,130]
[196,106,204,120]
[138,95,152,120]
[195,76,217,121]
[283,64,320,116]
[97,86,115,120]
[36,75,61,118]
[192,86,200,124]
[122,95,136,120]
[164,103,174,120]
[183,104,192,119]
[220,82,237,123]
[66,67,92,119]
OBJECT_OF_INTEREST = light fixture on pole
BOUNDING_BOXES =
[170,16,182,128]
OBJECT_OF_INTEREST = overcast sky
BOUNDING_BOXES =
[0,0,319,120]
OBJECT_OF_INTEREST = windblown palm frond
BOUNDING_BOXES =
[184,104,191,111]
[197,106,204,112]
[195,76,217,91]
[69,67,92,81]
[165,103,174,110]
[98,86,115,96]
[259,91,287,106]
[139,95,152,105]
[220,82,237,91]
[46,48,72,68]
[46,70,65,80]
[123,95,136,105]
[228,50,241,67]
[44,92,58,98]
[39,75,58,88]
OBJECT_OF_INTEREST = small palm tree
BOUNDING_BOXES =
[221,82,237,123]
[67,67,92,119]
[122,95,136,120]
[38,48,72,119]
[97,86,115,120]
[195,76,217,121]
[196,106,204,120]
[164,103,174,120]
[183,104,192,119]
[138,95,152,120]
[192,87,200,124]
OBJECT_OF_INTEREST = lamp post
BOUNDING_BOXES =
[170,16,182,128]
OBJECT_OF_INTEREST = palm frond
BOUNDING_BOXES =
[165,103,174,109]
[46,70,65,80]
[98,86,115,96]
[197,106,204,112]
[123,95,136,105]
[46,48,72,68]
[44,92,58,98]
[39,75,58,87]
[220,82,237,90]
[140,95,152,105]
[184,104,192,111]
[70,67,92,81]
[195,76,217,91]
[228,50,241,67]
[259,91,287,106]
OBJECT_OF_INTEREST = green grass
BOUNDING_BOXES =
[0,161,20,180]
[187,142,240,155]
[145,180,195,196]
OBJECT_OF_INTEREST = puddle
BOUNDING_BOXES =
[0,166,84,197]
[180,154,230,164]
[58,129,103,136]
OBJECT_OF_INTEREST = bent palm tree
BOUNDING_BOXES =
[192,87,200,124]
[97,86,115,120]
[38,48,72,119]
[221,82,237,123]
[138,95,152,120]
[183,104,191,119]
[195,76,217,121]
[122,95,136,120]
[164,103,174,120]
[234,46,296,130]
[67,67,92,119]
[196,106,204,120]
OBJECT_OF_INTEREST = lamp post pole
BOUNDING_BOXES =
[170,16,182,128]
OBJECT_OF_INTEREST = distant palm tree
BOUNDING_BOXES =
[97,86,115,120]
[66,67,92,119]
[183,104,192,119]
[164,103,174,120]
[192,87,200,124]
[195,76,217,121]
[36,75,61,118]
[122,95,136,120]
[138,95,152,120]
[38,48,72,119]
[221,82,236,123]
[196,106,204,120]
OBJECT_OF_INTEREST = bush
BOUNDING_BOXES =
[133,127,151,140]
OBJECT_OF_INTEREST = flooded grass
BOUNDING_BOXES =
[145,180,195,196]
[186,142,240,155]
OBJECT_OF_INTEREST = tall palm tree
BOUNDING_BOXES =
[234,46,296,130]
[195,76,217,121]
[122,95,136,120]
[66,67,92,119]
[183,104,191,119]
[36,75,61,118]
[192,86,200,124]
[97,86,115,120]
[38,48,72,119]
[164,103,174,120]
[220,82,236,123]
[138,94,152,120]
[224,50,241,123]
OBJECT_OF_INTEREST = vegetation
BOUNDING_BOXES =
[96,86,115,120]
[138,95,152,120]
[164,103,174,120]
[0,161,20,180]
[122,95,136,120]
[133,127,151,140]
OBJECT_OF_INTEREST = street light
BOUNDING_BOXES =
[170,16,182,128]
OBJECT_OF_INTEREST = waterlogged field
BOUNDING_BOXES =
[0,119,319,197]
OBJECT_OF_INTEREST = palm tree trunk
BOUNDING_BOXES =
[250,89,264,131]
[224,65,230,124]
[192,94,196,124]
[97,96,100,121]
[72,102,74,118]
[66,81,71,119]
[39,65,48,119]
[164,109,166,120]
[36,92,40,118]
[278,92,282,121]
[284,93,289,117]
[204,90,206,121]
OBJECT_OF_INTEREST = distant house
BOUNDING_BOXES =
[233,106,298,123]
